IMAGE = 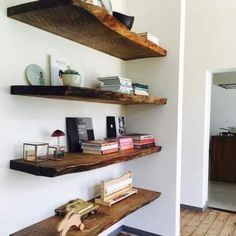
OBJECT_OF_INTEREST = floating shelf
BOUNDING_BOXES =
[11,86,168,105]
[10,146,161,177]
[7,0,167,60]
[10,188,161,236]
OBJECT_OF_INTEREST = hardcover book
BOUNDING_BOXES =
[66,117,95,152]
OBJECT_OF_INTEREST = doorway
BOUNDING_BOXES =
[207,68,236,212]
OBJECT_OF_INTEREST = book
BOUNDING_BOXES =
[133,138,156,145]
[134,143,156,149]
[133,90,149,96]
[138,32,160,46]
[125,134,155,141]
[66,117,95,152]
[132,83,149,90]
[81,143,119,151]
[83,148,119,155]
[120,144,134,151]
[82,140,118,147]
[101,87,133,94]
[98,76,132,85]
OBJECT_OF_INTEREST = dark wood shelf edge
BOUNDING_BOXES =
[10,86,168,105]
[10,146,162,177]
[10,188,161,236]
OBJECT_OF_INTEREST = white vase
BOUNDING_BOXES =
[62,74,81,87]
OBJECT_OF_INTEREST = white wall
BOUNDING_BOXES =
[124,1,182,235]
[0,1,127,235]
[181,0,236,208]
[211,85,236,135]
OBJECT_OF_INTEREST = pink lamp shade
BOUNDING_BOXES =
[51,130,65,137]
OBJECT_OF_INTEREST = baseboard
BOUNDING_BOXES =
[181,204,207,212]
[107,226,124,236]
[108,225,161,236]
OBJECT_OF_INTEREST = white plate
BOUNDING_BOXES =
[26,64,46,86]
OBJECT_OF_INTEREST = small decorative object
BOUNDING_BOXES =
[56,198,99,236]
[113,12,135,30]
[138,32,160,46]
[100,0,112,15]
[95,172,137,207]
[50,55,68,86]
[57,209,85,236]
[48,129,66,160]
[61,66,81,87]
[23,142,49,162]
[82,0,102,7]
[107,116,126,138]
[55,199,99,218]
[26,64,46,86]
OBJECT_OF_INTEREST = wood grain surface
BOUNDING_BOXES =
[7,0,167,60]
[10,188,161,236]
[181,208,236,236]
[10,146,161,177]
[11,86,168,105]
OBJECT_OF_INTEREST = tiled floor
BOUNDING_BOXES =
[208,181,236,212]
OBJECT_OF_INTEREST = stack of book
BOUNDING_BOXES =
[106,137,134,151]
[132,83,149,96]
[126,134,156,149]
[98,76,133,95]
[119,137,134,151]
[82,140,119,155]
[138,32,160,46]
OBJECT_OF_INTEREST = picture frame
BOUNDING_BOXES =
[50,55,68,86]
[107,116,126,138]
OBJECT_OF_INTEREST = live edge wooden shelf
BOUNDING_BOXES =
[10,188,161,236]
[11,86,167,105]
[10,146,161,177]
[7,0,167,60]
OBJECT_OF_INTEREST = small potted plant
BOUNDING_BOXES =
[60,66,81,87]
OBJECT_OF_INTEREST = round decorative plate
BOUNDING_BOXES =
[26,64,46,86]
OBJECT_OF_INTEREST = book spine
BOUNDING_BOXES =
[120,144,134,150]
[133,135,154,141]
[133,138,155,145]
[81,144,119,151]
[134,143,156,149]
[102,148,119,154]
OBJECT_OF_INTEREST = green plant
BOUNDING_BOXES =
[62,66,80,75]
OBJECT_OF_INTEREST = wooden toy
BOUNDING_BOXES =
[57,208,84,236]
[55,199,99,218]
[95,172,137,207]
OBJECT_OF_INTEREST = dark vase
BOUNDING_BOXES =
[113,11,135,30]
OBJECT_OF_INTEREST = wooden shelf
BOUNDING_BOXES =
[11,86,167,105]
[10,146,161,177]
[10,188,161,236]
[7,0,167,60]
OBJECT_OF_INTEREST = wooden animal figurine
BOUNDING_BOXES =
[95,172,137,207]
[57,208,85,236]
